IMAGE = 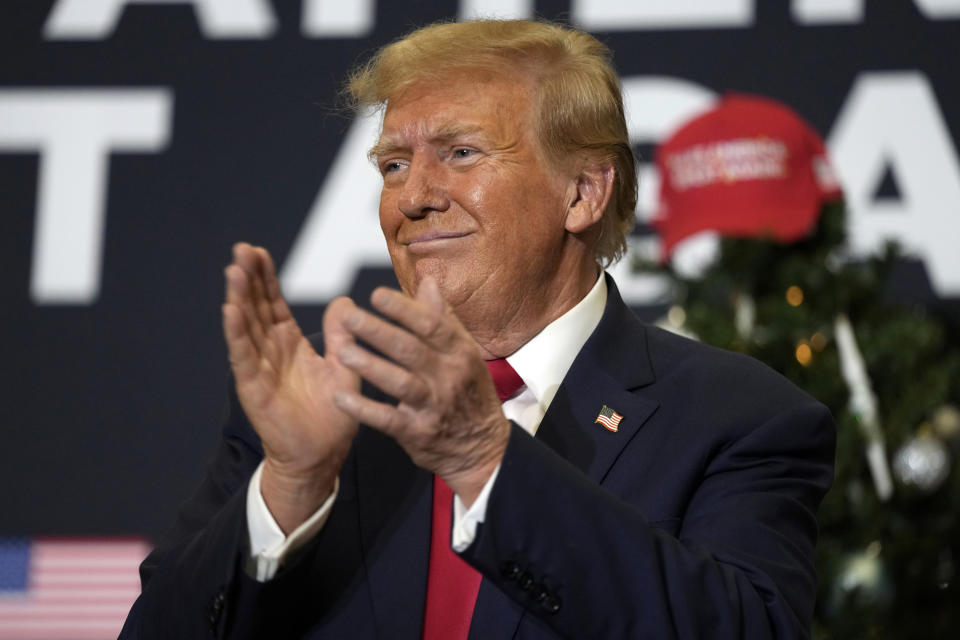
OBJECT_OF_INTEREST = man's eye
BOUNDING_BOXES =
[453,148,475,159]
[383,161,405,173]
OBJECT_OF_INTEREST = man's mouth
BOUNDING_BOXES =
[402,231,472,250]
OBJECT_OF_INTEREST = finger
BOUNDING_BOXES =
[322,296,359,365]
[247,247,287,365]
[338,343,429,405]
[251,248,278,330]
[234,243,275,334]
[370,285,452,347]
[333,390,408,437]
[224,262,267,355]
[342,306,427,370]
[416,276,446,316]
[256,246,293,323]
[222,302,263,382]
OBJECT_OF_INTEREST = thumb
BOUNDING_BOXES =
[322,296,358,363]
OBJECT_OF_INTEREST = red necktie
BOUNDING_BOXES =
[421,359,524,640]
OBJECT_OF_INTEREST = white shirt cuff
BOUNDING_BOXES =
[245,461,338,581]
[451,462,501,552]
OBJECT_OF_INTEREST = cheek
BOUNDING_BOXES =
[442,178,486,227]
[378,200,406,270]
[378,192,401,237]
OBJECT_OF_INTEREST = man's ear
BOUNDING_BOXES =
[565,162,615,234]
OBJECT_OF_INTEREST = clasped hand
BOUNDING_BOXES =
[222,243,509,531]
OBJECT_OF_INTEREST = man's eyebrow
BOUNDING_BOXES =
[431,123,485,142]
[368,139,399,162]
[368,123,487,161]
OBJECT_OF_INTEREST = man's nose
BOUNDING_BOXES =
[398,161,449,218]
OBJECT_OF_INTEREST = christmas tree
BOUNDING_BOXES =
[646,95,960,638]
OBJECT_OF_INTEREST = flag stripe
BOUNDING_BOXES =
[0,619,127,629]
[597,418,619,431]
[0,604,134,616]
[34,556,145,568]
[0,588,138,600]
[31,574,140,586]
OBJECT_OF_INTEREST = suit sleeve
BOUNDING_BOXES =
[120,357,368,638]
[118,374,266,638]
[461,372,835,639]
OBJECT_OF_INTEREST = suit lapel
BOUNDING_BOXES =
[536,275,660,484]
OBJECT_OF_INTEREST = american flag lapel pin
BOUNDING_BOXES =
[595,405,623,432]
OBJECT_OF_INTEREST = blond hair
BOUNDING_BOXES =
[347,19,637,266]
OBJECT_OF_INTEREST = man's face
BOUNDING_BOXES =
[374,69,577,326]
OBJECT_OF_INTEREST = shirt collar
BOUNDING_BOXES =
[506,272,607,410]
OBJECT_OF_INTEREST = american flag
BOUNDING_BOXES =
[0,537,149,639]
[595,405,623,432]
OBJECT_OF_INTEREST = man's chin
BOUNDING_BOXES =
[393,258,448,297]
[406,259,475,305]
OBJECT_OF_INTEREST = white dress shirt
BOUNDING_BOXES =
[247,274,608,581]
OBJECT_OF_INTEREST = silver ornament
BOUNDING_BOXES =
[892,433,951,493]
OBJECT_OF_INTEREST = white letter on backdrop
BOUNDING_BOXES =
[44,0,276,39]
[913,0,960,18]
[792,0,863,24]
[459,0,534,20]
[573,0,753,31]
[302,0,373,37]
[0,90,172,304]
[830,72,960,296]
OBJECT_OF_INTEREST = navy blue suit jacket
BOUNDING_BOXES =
[121,276,835,638]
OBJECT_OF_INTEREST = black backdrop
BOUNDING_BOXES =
[2,1,958,542]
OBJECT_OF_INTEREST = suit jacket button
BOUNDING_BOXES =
[518,571,534,591]
[541,595,561,614]
[208,590,225,633]
[499,561,521,580]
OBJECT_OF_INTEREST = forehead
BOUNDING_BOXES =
[376,70,537,148]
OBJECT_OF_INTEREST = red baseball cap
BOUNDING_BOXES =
[652,93,843,258]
